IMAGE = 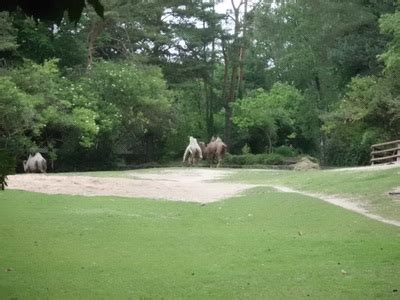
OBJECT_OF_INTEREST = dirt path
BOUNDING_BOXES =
[270,185,400,227]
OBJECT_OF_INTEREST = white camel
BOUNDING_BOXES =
[23,153,47,173]
[183,136,203,166]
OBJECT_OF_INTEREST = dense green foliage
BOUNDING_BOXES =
[232,83,304,153]
[0,0,104,24]
[0,59,175,171]
[0,149,15,189]
[1,169,399,298]
[1,0,400,171]
[224,152,285,166]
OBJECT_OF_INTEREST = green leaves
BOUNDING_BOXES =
[233,83,304,150]
[0,0,104,24]
[0,12,17,52]
[233,83,303,127]
[85,61,172,137]
[379,11,400,73]
[0,76,36,145]
[0,149,15,190]
[71,108,100,148]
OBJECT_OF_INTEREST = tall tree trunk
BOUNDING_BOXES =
[224,58,239,147]
[87,19,107,70]
[207,28,216,139]
[237,0,248,100]
[223,1,240,147]
[314,75,325,165]
[204,77,215,140]
[222,39,229,102]
[202,4,216,140]
[238,47,245,100]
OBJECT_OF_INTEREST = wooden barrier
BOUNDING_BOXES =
[371,140,400,165]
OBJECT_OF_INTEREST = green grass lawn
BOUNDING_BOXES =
[1,169,400,298]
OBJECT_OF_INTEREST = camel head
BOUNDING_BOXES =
[198,141,207,157]
[23,154,33,173]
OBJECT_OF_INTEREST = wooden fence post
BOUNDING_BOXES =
[371,140,400,165]
[371,144,375,165]
[397,142,400,164]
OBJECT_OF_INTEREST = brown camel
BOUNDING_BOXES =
[199,136,227,168]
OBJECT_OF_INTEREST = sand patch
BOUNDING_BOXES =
[7,169,255,203]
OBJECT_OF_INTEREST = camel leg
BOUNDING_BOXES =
[210,155,216,168]
[216,155,223,168]
[190,156,194,167]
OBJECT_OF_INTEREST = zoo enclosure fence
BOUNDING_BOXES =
[371,140,400,165]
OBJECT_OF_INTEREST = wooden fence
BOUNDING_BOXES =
[371,140,400,165]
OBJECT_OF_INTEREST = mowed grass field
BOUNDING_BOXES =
[1,167,400,299]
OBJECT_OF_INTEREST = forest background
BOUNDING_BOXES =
[1,0,400,171]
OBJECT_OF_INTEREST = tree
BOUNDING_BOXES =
[323,76,396,166]
[0,149,15,190]
[0,0,104,24]
[163,1,225,139]
[232,83,304,153]
[5,59,101,167]
[0,12,17,53]
[0,75,36,155]
[82,60,174,163]
[323,1,400,166]
[221,0,254,147]
[253,0,394,163]
[379,5,400,76]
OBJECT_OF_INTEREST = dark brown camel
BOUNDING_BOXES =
[199,136,227,168]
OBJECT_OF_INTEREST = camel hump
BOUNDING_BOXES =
[33,152,45,159]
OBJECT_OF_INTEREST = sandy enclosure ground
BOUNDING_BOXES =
[7,169,256,203]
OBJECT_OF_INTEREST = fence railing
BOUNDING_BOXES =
[371,140,400,165]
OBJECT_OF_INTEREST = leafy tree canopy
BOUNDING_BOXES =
[0,0,104,23]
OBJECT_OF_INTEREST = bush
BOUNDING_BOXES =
[274,145,297,157]
[241,144,251,154]
[243,154,260,164]
[262,153,284,165]
[224,154,247,165]
[325,128,382,166]
[224,153,284,166]
[0,149,16,190]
